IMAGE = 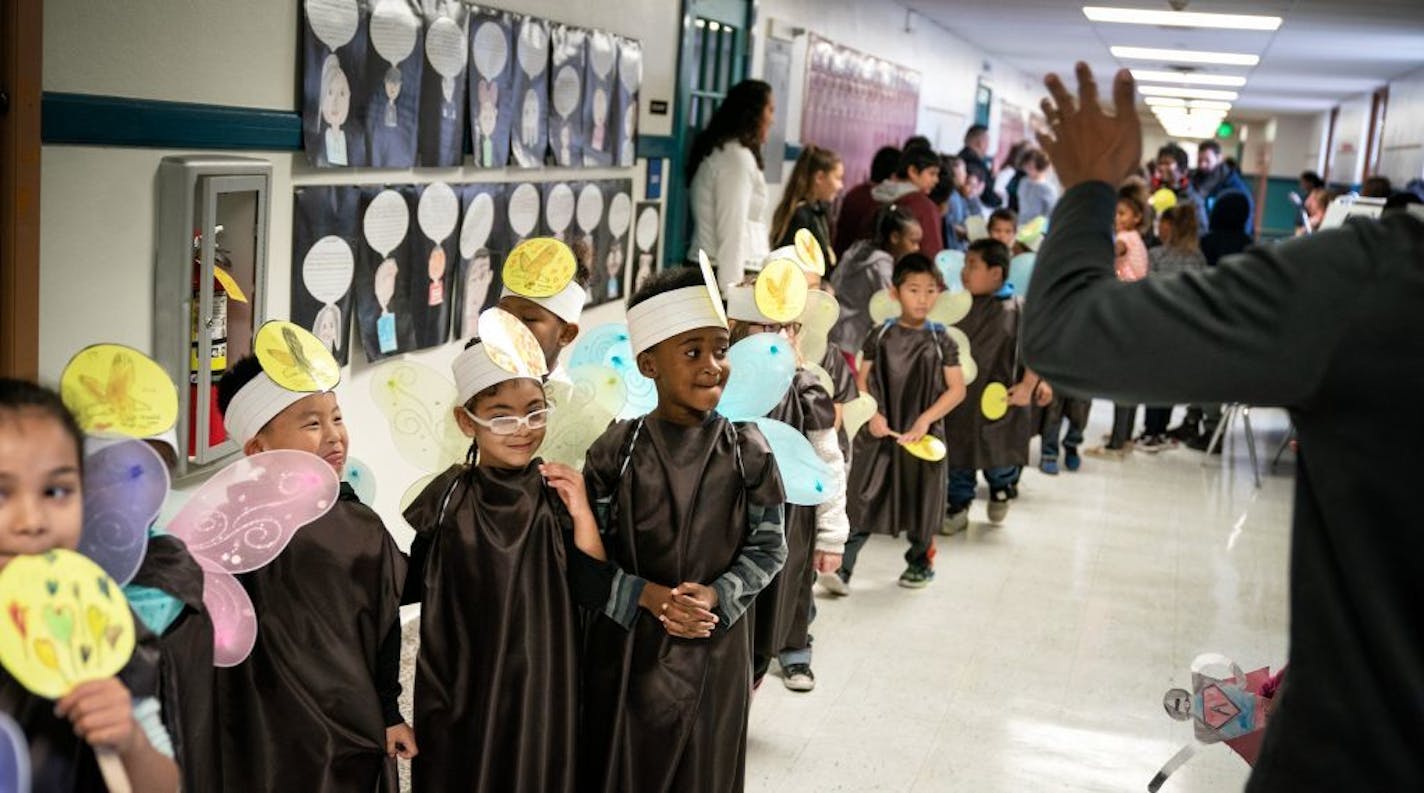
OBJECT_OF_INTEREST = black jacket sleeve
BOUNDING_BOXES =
[376,619,404,727]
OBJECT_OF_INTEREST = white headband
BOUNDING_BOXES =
[725,284,776,324]
[626,286,727,355]
[499,281,588,325]
[222,373,309,445]
[452,341,540,405]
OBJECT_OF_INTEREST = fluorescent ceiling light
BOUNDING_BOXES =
[1084,6,1281,31]
[1189,100,1233,111]
[1130,70,1247,87]
[1138,85,1239,101]
[1144,97,1186,107]
[1112,46,1260,66]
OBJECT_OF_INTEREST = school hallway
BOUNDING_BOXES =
[746,404,1294,792]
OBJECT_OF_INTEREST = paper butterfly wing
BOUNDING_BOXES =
[369,359,469,472]
[750,418,833,506]
[868,289,900,324]
[935,250,965,293]
[841,393,878,439]
[568,323,631,370]
[928,291,973,326]
[718,333,797,420]
[80,440,168,585]
[945,327,977,385]
[200,566,258,667]
[538,365,624,468]
[797,290,839,365]
[1008,252,1037,294]
[344,457,377,506]
[573,324,656,419]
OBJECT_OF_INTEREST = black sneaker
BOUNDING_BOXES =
[898,564,935,588]
[783,664,815,692]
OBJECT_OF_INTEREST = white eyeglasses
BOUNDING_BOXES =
[461,407,553,435]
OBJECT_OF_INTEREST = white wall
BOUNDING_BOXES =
[1380,64,1424,186]
[1329,93,1371,186]
[1268,113,1325,178]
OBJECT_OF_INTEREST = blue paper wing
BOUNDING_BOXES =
[936,249,965,293]
[568,323,631,369]
[752,418,833,506]
[344,457,377,505]
[1009,252,1037,294]
[81,439,168,585]
[718,333,797,420]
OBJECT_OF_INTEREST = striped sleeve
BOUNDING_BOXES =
[711,501,787,627]
[132,696,174,759]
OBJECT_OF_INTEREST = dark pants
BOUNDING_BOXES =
[841,529,934,575]
[948,466,1018,510]
[1144,406,1173,436]
[1041,397,1090,459]
[1109,404,1137,448]
[1184,404,1223,437]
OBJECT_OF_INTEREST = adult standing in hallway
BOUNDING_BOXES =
[1026,62,1424,793]
[957,124,1002,208]
[687,79,774,292]
[1194,139,1254,234]
[1152,142,1209,233]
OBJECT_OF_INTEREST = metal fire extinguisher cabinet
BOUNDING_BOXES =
[155,155,271,479]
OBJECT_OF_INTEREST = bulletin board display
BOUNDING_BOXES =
[799,34,920,186]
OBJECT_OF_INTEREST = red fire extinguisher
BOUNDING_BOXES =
[188,226,247,456]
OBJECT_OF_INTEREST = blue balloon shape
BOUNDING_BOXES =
[936,249,965,293]
[752,418,833,506]
[718,333,797,420]
[1009,252,1037,295]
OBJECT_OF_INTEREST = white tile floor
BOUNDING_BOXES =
[746,404,1296,793]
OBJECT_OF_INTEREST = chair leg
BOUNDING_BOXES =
[1203,404,1233,461]
[1242,406,1261,488]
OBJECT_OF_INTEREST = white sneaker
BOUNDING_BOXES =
[817,571,850,597]
[782,664,816,692]
[987,494,1010,524]
[940,509,969,536]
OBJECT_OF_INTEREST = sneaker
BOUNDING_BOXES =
[818,570,850,597]
[782,664,816,692]
[940,508,969,536]
[1064,447,1082,472]
[1084,444,1129,460]
[987,492,1010,524]
[1040,457,1060,475]
[898,564,935,588]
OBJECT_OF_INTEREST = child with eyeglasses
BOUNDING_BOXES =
[402,311,609,793]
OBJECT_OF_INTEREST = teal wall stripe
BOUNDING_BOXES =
[43,93,301,150]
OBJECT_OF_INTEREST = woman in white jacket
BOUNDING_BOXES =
[686,79,775,291]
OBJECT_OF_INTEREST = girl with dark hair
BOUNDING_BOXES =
[771,145,844,267]
[687,79,775,291]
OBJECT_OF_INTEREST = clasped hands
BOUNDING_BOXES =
[640,581,720,639]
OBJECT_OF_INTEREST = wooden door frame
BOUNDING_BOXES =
[1,0,41,378]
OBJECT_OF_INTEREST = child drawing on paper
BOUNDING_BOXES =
[461,251,493,334]
[312,303,343,355]
[320,55,352,166]
[441,76,457,120]
[558,125,572,166]
[620,103,636,165]
[591,88,608,151]
[428,247,447,306]
[521,88,540,149]
[604,240,625,300]
[375,257,399,353]
[383,66,402,128]
[475,81,499,165]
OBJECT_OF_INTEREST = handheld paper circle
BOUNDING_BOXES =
[1008,252,1037,294]
[553,65,581,117]
[981,381,1009,421]
[841,393,878,439]
[508,183,540,237]
[793,228,826,276]
[516,18,549,76]
[0,549,136,699]
[635,205,660,252]
[61,344,179,439]
[503,238,577,298]
[81,440,168,586]
[305,0,358,51]
[1150,188,1178,214]
[418,182,459,244]
[608,192,632,238]
[576,183,605,234]
[0,712,30,793]
[544,183,575,234]
[370,0,419,65]
[476,307,550,377]
[460,191,496,259]
[369,360,469,471]
[928,290,973,326]
[344,456,376,505]
[204,569,258,667]
[900,435,946,462]
[424,15,467,78]
[868,289,900,324]
[751,418,833,506]
[255,321,341,392]
[697,250,729,327]
[946,326,977,385]
[587,30,616,78]
[471,20,508,78]
[754,258,809,323]
[303,236,356,303]
[166,450,340,575]
[364,189,410,258]
[718,333,796,420]
[935,249,965,293]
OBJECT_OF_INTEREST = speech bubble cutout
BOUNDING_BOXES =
[517,18,548,77]
[370,0,419,65]
[576,183,605,234]
[61,344,178,439]
[545,183,575,234]
[588,30,616,79]
[635,205,659,251]
[418,182,459,243]
[364,189,410,257]
[459,191,495,259]
[509,182,540,237]
[608,192,632,238]
[305,0,359,51]
[553,65,581,117]
[425,14,467,78]
[302,236,355,303]
[471,20,508,79]
[619,40,642,93]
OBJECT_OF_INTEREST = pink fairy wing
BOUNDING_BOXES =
[201,567,257,667]
[81,439,169,585]
[167,450,339,574]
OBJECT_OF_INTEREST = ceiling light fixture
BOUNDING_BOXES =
[1129,70,1247,87]
[1111,46,1260,66]
[1144,97,1187,107]
[1138,85,1240,101]
[1084,7,1281,31]
[1188,99,1234,111]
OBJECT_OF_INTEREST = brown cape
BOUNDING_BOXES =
[944,294,1032,469]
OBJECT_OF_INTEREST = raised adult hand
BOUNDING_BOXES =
[1038,63,1142,189]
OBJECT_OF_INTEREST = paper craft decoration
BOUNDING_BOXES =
[303,0,368,167]
[60,344,178,439]
[929,291,973,326]
[370,359,470,472]
[456,183,505,338]
[901,435,946,462]
[966,215,988,242]
[254,321,340,393]
[357,186,418,360]
[511,15,550,168]
[751,417,834,506]
[699,251,729,327]
[549,24,587,168]
[796,289,839,365]
[754,257,810,323]
[582,30,617,167]
[468,8,516,168]
[600,187,632,304]
[292,185,361,364]
[397,473,438,533]
[477,307,550,377]
[793,228,826,276]
[946,326,978,385]
[538,364,625,468]
[166,451,339,666]
[1016,216,1047,251]
[417,1,469,166]
[412,182,460,348]
[364,0,422,167]
[80,440,168,587]
[981,381,1009,421]
[344,456,377,505]
[612,36,642,167]
[1149,653,1278,792]
[935,249,965,294]
[508,181,544,243]
[567,323,657,419]
[0,712,29,793]
[718,333,798,420]
[841,392,878,439]
[544,181,577,242]
[504,237,576,297]
[631,201,661,299]
[1150,188,1178,214]
[868,289,900,324]
[1008,252,1036,295]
